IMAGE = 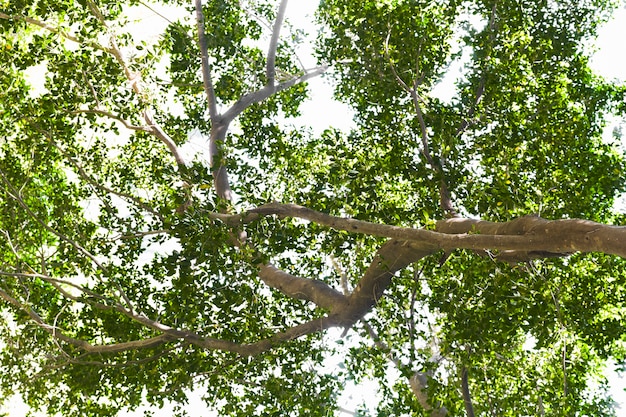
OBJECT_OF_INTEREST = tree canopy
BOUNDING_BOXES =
[1,0,626,415]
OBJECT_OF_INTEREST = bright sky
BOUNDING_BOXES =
[4,2,626,416]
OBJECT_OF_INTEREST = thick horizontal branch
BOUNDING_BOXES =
[209,204,626,329]
[435,216,626,258]
[258,264,347,310]
[237,203,626,258]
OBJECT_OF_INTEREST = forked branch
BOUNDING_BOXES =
[84,0,187,170]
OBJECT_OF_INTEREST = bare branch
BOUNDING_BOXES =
[266,0,289,86]
[333,239,436,327]
[143,108,187,168]
[221,65,329,124]
[83,0,187,170]
[194,0,219,122]
[258,263,347,310]
[225,202,626,258]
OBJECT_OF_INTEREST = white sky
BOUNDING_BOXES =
[5,2,626,416]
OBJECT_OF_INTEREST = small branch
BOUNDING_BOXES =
[43,342,184,372]
[35,125,164,222]
[0,11,110,53]
[0,285,173,354]
[219,202,626,258]
[361,320,401,367]
[0,169,105,270]
[143,108,187,169]
[409,372,448,416]
[383,29,456,216]
[71,109,151,132]
[119,229,171,239]
[562,341,568,398]
[208,63,328,200]
[330,256,350,295]
[219,316,337,356]
[456,0,498,136]
[84,0,187,171]
[266,0,289,86]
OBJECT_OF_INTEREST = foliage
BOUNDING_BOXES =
[0,0,626,416]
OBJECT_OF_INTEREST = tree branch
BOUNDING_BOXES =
[143,108,187,169]
[462,366,475,417]
[0,11,111,53]
[258,263,347,310]
[383,30,456,216]
[266,0,289,86]
[332,239,436,327]
[38,126,165,222]
[456,0,498,136]
[409,372,448,416]
[70,109,151,132]
[221,65,329,124]
[238,203,626,259]
[0,169,105,270]
[194,0,219,122]
[0,286,173,354]
[83,0,187,171]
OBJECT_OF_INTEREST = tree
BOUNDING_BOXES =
[1,0,626,415]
